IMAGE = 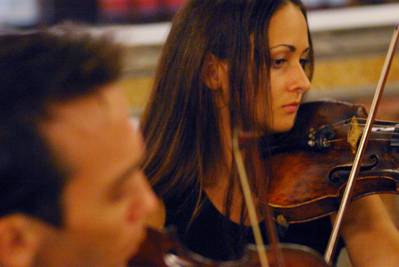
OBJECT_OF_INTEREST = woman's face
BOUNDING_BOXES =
[266,2,311,132]
[204,2,311,134]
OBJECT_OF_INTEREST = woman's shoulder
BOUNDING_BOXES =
[144,186,201,229]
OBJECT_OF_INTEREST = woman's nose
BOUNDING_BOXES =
[288,63,311,94]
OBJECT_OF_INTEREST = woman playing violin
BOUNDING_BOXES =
[141,0,399,266]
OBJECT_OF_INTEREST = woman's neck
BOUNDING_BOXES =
[204,170,244,224]
[204,105,266,225]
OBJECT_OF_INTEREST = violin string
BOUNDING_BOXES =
[336,123,399,129]
[329,118,398,129]
[330,130,399,137]
[331,122,398,129]
[325,138,395,144]
[272,137,396,151]
[331,126,399,136]
[328,120,399,136]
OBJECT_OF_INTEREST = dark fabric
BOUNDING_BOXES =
[164,186,344,264]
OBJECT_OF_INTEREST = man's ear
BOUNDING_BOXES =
[201,53,228,91]
[0,215,41,267]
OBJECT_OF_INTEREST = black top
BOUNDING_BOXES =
[164,186,344,264]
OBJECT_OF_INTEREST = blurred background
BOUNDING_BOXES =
[0,0,398,117]
[0,0,397,26]
[0,1,398,266]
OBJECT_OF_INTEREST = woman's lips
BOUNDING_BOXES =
[282,102,299,113]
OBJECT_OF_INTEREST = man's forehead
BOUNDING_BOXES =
[44,86,128,131]
[39,89,134,162]
[48,94,108,121]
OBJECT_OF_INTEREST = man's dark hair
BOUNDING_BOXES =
[0,28,122,226]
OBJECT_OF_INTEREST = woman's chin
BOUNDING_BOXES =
[270,120,295,133]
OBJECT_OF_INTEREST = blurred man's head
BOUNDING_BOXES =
[0,29,157,267]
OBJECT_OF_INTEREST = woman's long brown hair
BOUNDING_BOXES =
[141,0,314,224]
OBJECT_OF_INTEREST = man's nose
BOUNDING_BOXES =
[141,175,158,216]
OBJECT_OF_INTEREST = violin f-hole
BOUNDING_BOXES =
[328,154,379,185]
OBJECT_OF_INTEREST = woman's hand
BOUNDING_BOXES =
[339,195,399,267]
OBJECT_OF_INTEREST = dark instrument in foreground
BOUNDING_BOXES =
[129,227,329,266]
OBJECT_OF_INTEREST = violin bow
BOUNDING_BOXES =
[324,24,399,264]
[233,129,270,267]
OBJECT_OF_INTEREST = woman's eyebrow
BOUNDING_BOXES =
[270,44,310,54]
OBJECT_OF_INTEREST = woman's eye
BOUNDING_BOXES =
[272,58,287,69]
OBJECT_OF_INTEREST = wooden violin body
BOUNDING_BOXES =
[267,100,399,224]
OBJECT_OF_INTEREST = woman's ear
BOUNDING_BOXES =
[201,53,228,91]
[0,215,41,267]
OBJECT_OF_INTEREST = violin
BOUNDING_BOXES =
[258,100,399,225]
[129,227,330,266]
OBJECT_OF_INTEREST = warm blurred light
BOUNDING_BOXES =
[0,0,397,28]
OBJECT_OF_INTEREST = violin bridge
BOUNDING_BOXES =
[347,116,362,154]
